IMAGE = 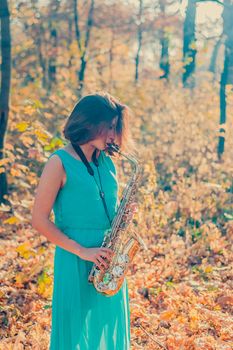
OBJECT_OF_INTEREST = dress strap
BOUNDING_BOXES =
[48,149,61,160]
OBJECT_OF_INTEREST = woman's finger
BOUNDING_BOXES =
[100,248,114,257]
[95,258,105,271]
[96,256,108,269]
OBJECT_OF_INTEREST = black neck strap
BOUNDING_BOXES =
[70,142,112,226]
[71,142,98,175]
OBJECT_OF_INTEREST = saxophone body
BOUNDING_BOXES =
[88,143,146,296]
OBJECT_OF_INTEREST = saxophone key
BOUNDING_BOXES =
[117,253,130,264]
[112,265,124,277]
[103,272,112,284]
[108,280,117,291]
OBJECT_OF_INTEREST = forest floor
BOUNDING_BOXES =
[0,81,233,349]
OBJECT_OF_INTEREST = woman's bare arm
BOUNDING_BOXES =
[31,155,84,256]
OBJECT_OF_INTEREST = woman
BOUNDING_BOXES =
[31,92,133,349]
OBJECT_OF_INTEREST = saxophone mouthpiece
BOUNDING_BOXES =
[106,142,120,155]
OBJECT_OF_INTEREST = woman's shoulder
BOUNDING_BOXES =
[48,147,73,161]
[42,150,65,179]
[48,147,64,157]
[47,148,70,168]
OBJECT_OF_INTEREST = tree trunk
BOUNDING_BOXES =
[47,27,58,91]
[108,30,115,92]
[135,0,143,83]
[218,47,228,158]
[68,17,73,69]
[209,36,223,78]
[47,0,60,93]
[30,1,47,89]
[218,0,233,159]
[36,24,47,89]
[74,0,95,98]
[159,0,170,80]
[0,0,12,208]
[182,0,197,88]
[159,31,170,80]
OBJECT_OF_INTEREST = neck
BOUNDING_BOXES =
[70,142,97,162]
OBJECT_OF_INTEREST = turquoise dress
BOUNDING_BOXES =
[48,148,131,350]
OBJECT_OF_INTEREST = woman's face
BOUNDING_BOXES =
[90,116,118,150]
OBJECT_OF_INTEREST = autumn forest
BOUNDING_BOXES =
[0,0,233,349]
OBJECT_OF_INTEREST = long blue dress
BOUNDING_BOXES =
[48,148,131,350]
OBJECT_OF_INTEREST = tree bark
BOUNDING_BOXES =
[36,23,47,89]
[182,0,197,88]
[209,36,223,78]
[68,17,73,69]
[47,0,61,92]
[218,0,233,158]
[159,0,170,80]
[74,0,95,98]
[0,0,11,207]
[135,0,143,83]
[108,30,115,92]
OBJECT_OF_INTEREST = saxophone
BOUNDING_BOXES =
[88,142,147,296]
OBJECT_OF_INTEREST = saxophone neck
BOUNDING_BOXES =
[106,142,140,172]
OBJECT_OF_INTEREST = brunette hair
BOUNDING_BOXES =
[63,91,134,152]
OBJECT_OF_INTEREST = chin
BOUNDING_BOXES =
[96,144,106,151]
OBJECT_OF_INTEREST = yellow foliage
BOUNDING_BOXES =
[15,122,29,132]
[213,305,221,311]
[37,270,53,299]
[3,216,20,225]
[1,45,233,349]
[16,242,35,259]
[44,137,64,151]
[189,308,199,321]
[34,129,50,143]
[160,310,176,321]
[204,265,213,273]
[15,272,26,285]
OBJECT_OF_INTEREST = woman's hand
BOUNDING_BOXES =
[79,247,114,271]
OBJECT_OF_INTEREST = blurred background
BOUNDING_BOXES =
[0,1,232,349]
